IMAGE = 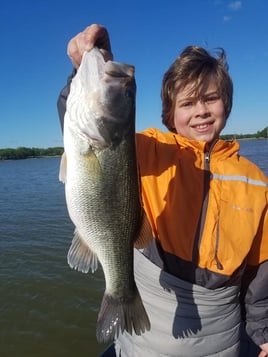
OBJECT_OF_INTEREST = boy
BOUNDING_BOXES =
[58,24,268,357]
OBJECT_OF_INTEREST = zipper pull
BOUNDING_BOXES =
[204,151,210,170]
[205,152,210,163]
[214,254,224,270]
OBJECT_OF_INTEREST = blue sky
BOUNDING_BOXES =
[1,0,267,148]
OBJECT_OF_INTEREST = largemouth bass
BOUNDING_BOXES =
[59,48,151,343]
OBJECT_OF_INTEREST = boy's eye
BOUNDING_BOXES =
[205,95,220,103]
[181,100,194,107]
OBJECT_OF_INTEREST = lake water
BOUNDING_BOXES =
[1,139,267,357]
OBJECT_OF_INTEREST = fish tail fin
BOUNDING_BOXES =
[67,229,98,273]
[96,287,151,343]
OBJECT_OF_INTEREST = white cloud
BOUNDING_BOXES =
[229,1,242,11]
[223,15,232,22]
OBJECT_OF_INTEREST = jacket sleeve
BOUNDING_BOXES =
[241,204,268,346]
[56,68,77,132]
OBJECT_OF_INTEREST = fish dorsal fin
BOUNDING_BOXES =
[134,211,153,249]
[67,229,98,273]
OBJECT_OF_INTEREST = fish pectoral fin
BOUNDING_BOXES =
[59,152,67,183]
[67,229,98,273]
[85,149,102,177]
[134,211,153,249]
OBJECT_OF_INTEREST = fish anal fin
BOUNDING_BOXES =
[96,287,151,343]
[67,229,98,273]
[134,211,153,249]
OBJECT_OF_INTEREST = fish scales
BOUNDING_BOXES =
[59,48,151,343]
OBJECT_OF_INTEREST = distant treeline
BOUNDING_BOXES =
[0,147,64,160]
[220,126,268,141]
[0,126,267,160]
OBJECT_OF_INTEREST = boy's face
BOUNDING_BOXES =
[173,80,226,143]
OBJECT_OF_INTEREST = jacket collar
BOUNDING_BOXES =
[172,134,240,160]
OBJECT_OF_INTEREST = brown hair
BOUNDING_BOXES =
[161,46,233,132]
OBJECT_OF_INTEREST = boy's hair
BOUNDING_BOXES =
[161,46,233,132]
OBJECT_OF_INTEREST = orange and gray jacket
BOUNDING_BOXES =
[136,128,268,346]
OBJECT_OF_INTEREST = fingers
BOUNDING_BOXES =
[67,24,113,68]
[259,343,268,357]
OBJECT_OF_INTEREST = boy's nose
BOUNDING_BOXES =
[195,101,209,117]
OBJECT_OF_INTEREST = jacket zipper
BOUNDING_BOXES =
[192,141,223,269]
[214,220,223,270]
[192,150,211,264]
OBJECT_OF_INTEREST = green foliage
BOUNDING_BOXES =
[220,126,268,140]
[255,126,268,138]
[0,147,64,160]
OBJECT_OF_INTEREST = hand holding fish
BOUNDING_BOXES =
[67,24,113,68]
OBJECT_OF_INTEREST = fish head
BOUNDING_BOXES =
[97,60,136,146]
[66,48,136,149]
